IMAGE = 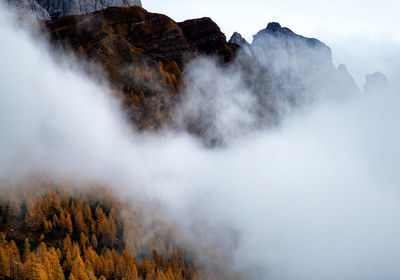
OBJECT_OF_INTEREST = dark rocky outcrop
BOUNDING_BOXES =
[46,6,193,63]
[45,6,239,67]
[44,6,241,131]
[178,17,239,62]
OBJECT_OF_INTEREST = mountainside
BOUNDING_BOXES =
[228,32,251,55]
[5,0,51,19]
[3,2,365,142]
[41,7,361,139]
[28,7,365,145]
[44,5,276,136]
[363,71,389,94]
[37,0,142,19]
[6,0,141,19]
[0,181,221,279]
[230,22,360,105]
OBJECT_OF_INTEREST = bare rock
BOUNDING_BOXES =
[36,0,142,19]
[363,72,389,94]
[5,0,51,20]
[229,32,252,55]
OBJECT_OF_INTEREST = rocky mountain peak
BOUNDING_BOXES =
[363,72,389,94]
[229,32,248,45]
[235,21,360,105]
[178,17,238,62]
[251,21,333,72]
[266,22,282,31]
[229,32,251,55]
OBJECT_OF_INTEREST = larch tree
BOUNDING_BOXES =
[22,239,31,263]
[70,255,88,280]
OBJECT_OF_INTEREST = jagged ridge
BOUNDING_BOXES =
[230,22,360,106]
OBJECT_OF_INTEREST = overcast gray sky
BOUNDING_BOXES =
[145,0,400,86]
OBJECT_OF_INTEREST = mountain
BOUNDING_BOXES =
[44,5,276,136]
[6,0,141,19]
[5,0,51,19]
[3,0,367,144]
[230,22,360,106]
[41,8,362,140]
[228,32,251,55]
[6,5,360,141]
[363,72,389,94]
[37,0,142,19]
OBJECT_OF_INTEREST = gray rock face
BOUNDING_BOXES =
[5,0,51,20]
[252,22,333,79]
[230,22,360,106]
[36,0,142,18]
[363,72,389,94]
[229,32,251,55]
[5,0,142,20]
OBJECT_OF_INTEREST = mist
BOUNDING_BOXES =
[1,5,400,280]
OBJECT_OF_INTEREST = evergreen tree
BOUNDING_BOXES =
[22,239,31,263]
[70,255,88,280]
[10,240,21,278]
[0,246,10,277]
[65,214,73,236]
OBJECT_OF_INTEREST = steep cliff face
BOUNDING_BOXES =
[37,0,142,18]
[228,32,251,55]
[45,6,241,131]
[45,6,240,72]
[5,0,141,19]
[251,22,333,73]
[230,22,360,106]
[5,0,50,20]
[46,6,193,64]
[178,17,239,62]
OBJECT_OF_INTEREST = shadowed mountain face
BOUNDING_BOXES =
[45,6,238,65]
[44,6,245,132]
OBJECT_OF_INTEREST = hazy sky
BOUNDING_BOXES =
[144,0,398,42]
[145,0,400,86]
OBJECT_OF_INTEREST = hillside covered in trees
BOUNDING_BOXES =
[0,180,219,280]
